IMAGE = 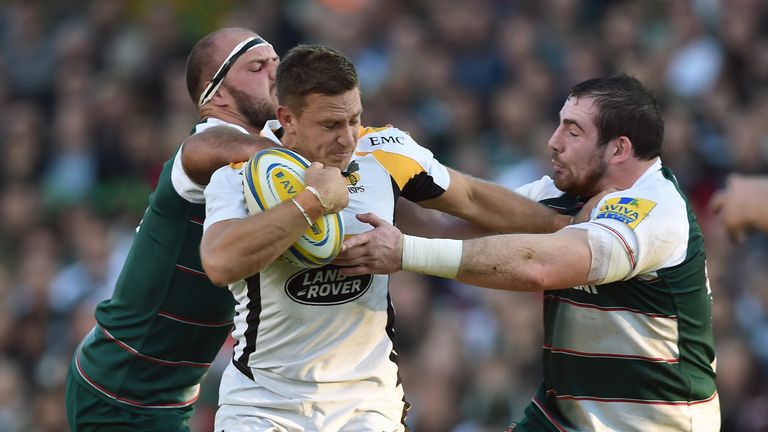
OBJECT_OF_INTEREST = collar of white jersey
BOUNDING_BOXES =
[198,117,249,135]
[259,119,283,145]
[633,157,662,187]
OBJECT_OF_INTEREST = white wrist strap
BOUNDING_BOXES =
[401,235,462,279]
[291,198,313,226]
[304,185,329,213]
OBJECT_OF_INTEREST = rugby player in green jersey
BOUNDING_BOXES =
[64,28,278,431]
[338,75,720,431]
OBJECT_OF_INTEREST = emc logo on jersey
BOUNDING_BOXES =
[285,266,372,305]
[369,135,405,146]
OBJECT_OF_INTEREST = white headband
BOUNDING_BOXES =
[197,36,272,108]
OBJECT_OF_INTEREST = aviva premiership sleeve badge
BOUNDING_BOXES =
[595,197,657,229]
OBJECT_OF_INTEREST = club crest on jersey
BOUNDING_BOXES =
[345,172,365,193]
[345,172,360,186]
[343,160,364,193]
[285,265,372,305]
[595,197,657,229]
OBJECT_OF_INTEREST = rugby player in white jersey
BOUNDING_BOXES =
[200,44,574,431]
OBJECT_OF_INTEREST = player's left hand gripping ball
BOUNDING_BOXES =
[243,147,345,268]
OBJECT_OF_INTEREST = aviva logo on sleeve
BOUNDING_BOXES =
[595,197,657,229]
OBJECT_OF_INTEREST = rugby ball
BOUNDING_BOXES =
[242,147,344,268]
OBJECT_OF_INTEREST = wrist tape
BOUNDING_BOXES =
[401,235,462,279]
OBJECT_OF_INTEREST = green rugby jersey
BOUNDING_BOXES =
[513,161,719,431]
[72,120,241,408]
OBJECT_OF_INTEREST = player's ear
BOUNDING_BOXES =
[276,105,295,132]
[208,81,229,107]
[611,136,633,162]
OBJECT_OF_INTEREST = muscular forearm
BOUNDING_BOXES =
[456,235,549,291]
[456,232,591,291]
[394,200,493,239]
[201,190,323,285]
[461,183,570,233]
[425,171,569,235]
[182,127,273,184]
[340,212,593,290]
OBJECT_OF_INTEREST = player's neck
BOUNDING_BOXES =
[603,157,658,192]
[199,108,261,135]
[279,133,297,149]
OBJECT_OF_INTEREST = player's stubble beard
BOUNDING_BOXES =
[554,143,608,198]
[229,85,277,130]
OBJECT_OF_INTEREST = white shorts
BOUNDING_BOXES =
[214,364,408,432]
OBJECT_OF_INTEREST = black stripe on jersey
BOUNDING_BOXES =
[390,176,401,201]
[400,172,445,202]
[385,290,400,385]
[233,356,253,380]
[234,274,262,380]
[386,289,412,429]
[391,177,401,226]
[190,118,211,135]
[401,400,412,431]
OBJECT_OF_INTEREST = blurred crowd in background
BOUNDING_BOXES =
[0,0,767,430]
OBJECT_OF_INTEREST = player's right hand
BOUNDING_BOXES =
[304,162,349,215]
[335,212,404,276]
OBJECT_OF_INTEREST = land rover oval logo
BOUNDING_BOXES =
[285,266,372,305]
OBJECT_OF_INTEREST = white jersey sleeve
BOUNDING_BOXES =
[514,175,563,201]
[203,163,248,232]
[171,119,251,203]
[566,163,689,283]
[171,146,206,203]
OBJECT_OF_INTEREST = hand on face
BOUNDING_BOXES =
[303,162,349,215]
[334,213,404,276]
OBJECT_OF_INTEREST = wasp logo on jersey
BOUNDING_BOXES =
[345,172,360,186]
[285,266,372,305]
[345,172,365,193]
[343,160,364,193]
[595,197,656,229]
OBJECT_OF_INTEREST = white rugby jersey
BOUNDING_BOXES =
[204,121,450,404]
[172,117,248,204]
[515,159,719,431]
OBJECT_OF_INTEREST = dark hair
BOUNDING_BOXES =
[569,74,664,160]
[185,27,256,105]
[276,45,359,114]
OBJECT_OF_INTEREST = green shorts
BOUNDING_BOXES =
[65,360,193,432]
